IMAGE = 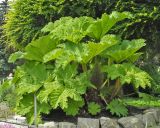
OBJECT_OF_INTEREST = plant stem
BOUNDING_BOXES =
[110,78,121,100]
[34,93,38,127]
[100,79,108,89]
[82,64,87,72]
[107,58,111,87]
[100,94,108,105]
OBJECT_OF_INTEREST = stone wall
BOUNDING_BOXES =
[37,108,160,128]
[0,107,160,128]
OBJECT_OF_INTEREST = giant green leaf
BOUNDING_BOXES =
[87,12,131,40]
[55,43,88,67]
[22,62,47,83]
[101,39,145,63]
[49,85,82,109]
[15,94,51,124]
[43,48,63,63]
[15,94,34,117]
[37,81,60,103]
[16,83,41,95]
[104,63,151,88]
[54,64,78,81]
[24,35,58,62]
[127,52,143,63]
[46,17,94,43]
[82,36,118,64]
[64,72,92,94]
[55,35,118,66]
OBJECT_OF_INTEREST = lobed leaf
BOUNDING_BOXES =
[101,39,146,63]
[106,99,128,117]
[88,102,101,115]
[87,12,131,40]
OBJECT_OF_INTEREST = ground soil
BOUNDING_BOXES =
[42,106,144,123]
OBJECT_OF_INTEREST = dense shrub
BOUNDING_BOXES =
[110,0,160,92]
[0,0,12,80]
[3,0,160,51]
[2,0,109,49]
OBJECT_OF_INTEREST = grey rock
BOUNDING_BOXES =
[38,122,58,128]
[149,126,160,128]
[0,111,6,118]
[6,119,17,123]
[0,102,9,110]
[100,117,120,128]
[144,108,160,123]
[13,115,26,124]
[134,114,143,122]
[59,122,76,128]
[77,118,99,128]
[143,112,157,127]
[38,124,44,128]
[0,102,13,118]
[118,116,144,128]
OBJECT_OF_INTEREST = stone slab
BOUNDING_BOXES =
[59,122,76,128]
[143,112,157,127]
[77,118,99,128]
[118,116,144,128]
[100,117,120,128]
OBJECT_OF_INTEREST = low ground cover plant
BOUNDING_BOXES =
[1,11,159,124]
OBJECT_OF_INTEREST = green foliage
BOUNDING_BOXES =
[101,39,145,63]
[0,45,12,80]
[16,94,51,124]
[107,1,160,91]
[123,92,160,107]
[142,64,160,94]
[42,17,94,43]
[63,99,84,116]
[3,0,65,49]
[88,102,101,115]
[86,12,131,40]
[2,12,152,123]
[2,0,160,101]
[106,99,128,117]
[111,0,160,53]
[103,63,151,89]
[0,80,16,108]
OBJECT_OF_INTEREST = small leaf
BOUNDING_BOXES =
[106,99,128,117]
[64,99,84,116]
[88,102,101,115]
